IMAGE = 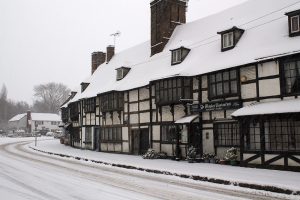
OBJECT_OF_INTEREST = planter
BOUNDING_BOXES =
[230,160,237,166]
[204,159,210,163]
[209,158,216,164]
[195,158,204,163]
[219,160,228,165]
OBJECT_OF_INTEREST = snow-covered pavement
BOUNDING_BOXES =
[0,137,299,200]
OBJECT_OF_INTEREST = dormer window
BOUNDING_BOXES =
[218,26,244,52]
[116,67,131,81]
[170,47,190,65]
[81,82,89,92]
[286,9,300,37]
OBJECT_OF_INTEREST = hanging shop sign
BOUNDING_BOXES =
[191,100,242,113]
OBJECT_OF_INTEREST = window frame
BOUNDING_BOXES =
[69,102,79,121]
[170,47,190,65]
[100,127,122,143]
[291,15,300,33]
[161,124,177,143]
[84,97,96,113]
[116,67,131,81]
[281,56,300,96]
[100,92,124,112]
[208,69,239,100]
[214,121,240,147]
[154,77,192,106]
[222,32,234,49]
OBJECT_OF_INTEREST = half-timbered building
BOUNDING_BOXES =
[62,0,300,170]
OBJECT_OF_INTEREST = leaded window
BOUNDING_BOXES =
[209,69,238,99]
[245,121,261,151]
[155,77,191,105]
[171,47,190,65]
[69,102,79,121]
[100,127,122,142]
[84,97,96,113]
[85,127,92,143]
[214,122,240,147]
[100,92,124,112]
[283,59,300,95]
[161,125,176,143]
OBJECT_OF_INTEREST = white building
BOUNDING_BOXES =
[62,0,300,170]
[8,111,61,134]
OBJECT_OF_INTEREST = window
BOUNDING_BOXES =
[85,127,92,143]
[170,47,190,65]
[72,127,80,142]
[214,122,240,147]
[222,32,234,49]
[161,125,176,143]
[69,102,79,120]
[36,121,44,125]
[81,82,89,92]
[116,67,131,81]
[291,15,300,33]
[282,58,300,95]
[245,121,261,151]
[84,97,96,113]
[51,121,58,125]
[100,127,122,142]
[154,77,191,105]
[286,10,300,37]
[218,26,244,51]
[61,108,69,123]
[209,69,238,99]
[265,118,300,151]
[100,92,124,112]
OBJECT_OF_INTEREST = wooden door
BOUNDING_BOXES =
[132,129,140,155]
[94,127,100,151]
[190,123,202,155]
[139,128,149,154]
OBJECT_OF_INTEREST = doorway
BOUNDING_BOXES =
[131,128,149,155]
[94,127,100,151]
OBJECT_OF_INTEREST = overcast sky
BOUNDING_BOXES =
[0,0,247,104]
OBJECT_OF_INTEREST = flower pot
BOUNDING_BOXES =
[230,160,237,166]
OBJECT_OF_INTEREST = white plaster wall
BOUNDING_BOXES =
[107,143,114,151]
[130,114,139,124]
[96,117,99,125]
[115,144,122,152]
[211,110,224,119]
[140,112,150,123]
[259,78,280,97]
[202,75,207,88]
[101,143,108,151]
[105,113,112,125]
[161,144,173,156]
[202,129,214,154]
[260,98,281,103]
[152,99,156,109]
[226,109,236,119]
[193,93,198,101]
[161,106,173,122]
[113,112,121,125]
[96,107,100,115]
[174,105,185,121]
[124,103,128,112]
[129,103,138,112]
[139,87,149,100]
[193,77,199,90]
[258,61,279,77]
[81,128,86,148]
[152,125,160,140]
[129,90,138,102]
[202,91,208,103]
[122,142,129,152]
[240,65,256,81]
[288,159,300,167]
[140,101,150,111]
[152,142,160,153]
[85,114,90,125]
[152,112,157,122]
[124,92,128,102]
[241,83,257,99]
[202,112,210,121]
[248,158,261,164]
[122,127,128,140]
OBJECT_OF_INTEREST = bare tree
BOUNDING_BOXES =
[33,82,71,113]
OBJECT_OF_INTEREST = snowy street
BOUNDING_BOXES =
[0,138,298,200]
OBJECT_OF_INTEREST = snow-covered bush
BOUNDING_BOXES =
[187,146,197,161]
[142,149,167,159]
[224,147,238,161]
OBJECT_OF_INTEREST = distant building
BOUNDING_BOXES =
[8,111,61,133]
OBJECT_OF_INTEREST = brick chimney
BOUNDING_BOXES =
[150,0,187,56]
[106,45,115,63]
[91,51,106,74]
[26,110,32,133]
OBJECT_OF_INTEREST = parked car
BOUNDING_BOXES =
[46,132,55,137]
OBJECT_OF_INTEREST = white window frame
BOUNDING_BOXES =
[291,15,300,33]
[172,49,182,64]
[116,69,124,80]
[222,32,234,49]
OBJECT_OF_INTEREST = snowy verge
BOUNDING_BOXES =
[27,140,300,197]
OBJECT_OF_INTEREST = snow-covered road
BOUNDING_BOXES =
[0,138,296,200]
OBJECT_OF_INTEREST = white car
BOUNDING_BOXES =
[46,132,55,137]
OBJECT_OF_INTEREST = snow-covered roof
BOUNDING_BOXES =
[9,113,61,122]
[9,114,26,122]
[69,0,300,104]
[175,115,199,124]
[231,99,300,117]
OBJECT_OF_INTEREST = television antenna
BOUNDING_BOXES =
[110,31,121,46]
